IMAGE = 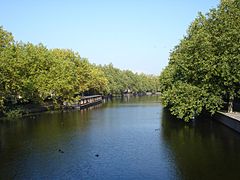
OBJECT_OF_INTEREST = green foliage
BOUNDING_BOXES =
[161,83,223,122]
[99,64,160,95]
[0,26,160,117]
[0,26,17,111]
[159,0,240,121]
[4,108,24,119]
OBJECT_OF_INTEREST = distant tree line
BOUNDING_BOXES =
[98,64,160,95]
[0,26,160,117]
[159,0,240,121]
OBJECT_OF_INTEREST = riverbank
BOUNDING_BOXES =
[0,103,54,120]
[0,95,104,120]
[214,111,240,133]
[1,96,240,180]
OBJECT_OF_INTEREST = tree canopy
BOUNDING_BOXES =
[0,26,159,116]
[159,0,240,121]
[99,64,160,95]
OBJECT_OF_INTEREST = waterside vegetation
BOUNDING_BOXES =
[0,26,160,118]
[159,0,240,121]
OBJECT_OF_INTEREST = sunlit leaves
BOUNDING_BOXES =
[0,26,160,115]
[99,64,160,95]
[159,0,240,121]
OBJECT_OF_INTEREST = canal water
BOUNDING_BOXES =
[1,96,240,179]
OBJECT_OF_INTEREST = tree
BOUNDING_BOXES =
[0,26,160,116]
[206,0,240,112]
[0,26,18,111]
[159,0,240,121]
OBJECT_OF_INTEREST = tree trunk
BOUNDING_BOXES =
[228,94,234,113]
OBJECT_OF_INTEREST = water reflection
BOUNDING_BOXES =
[161,109,240,180]
[1,96,240,179]
[0,110,93,179]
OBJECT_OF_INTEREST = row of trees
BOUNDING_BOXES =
[98,64,160,95]
[159,0,240,121]
[0,26,160,116]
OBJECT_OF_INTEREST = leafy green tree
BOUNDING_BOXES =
[0,26,19,111]
[100,64,160,95]
[87,66,109,94]
[15,43,53,102]
[159,0,240,121]
[206,0,240,112]
[42,49,79,104]
[0,25,160,116]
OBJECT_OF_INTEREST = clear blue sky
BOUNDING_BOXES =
[1,0,219,75]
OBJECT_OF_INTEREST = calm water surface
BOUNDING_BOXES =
[1,96,240,179]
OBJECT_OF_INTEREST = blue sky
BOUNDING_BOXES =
[1,0,219,75]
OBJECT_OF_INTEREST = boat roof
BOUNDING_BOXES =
[81,95,102,100]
